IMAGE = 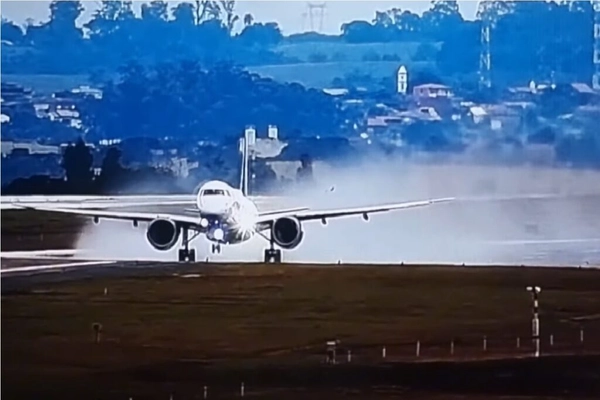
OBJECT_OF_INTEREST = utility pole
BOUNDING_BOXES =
[526,286,542,358]
[593,1,600,89]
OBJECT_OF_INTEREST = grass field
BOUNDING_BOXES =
[2,263,600,399]
[1,40,439,91]
[251,60,433,88]
[2,59,432,92]
[276,41,434,63]
[0,73,91,94]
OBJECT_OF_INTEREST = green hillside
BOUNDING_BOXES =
[1,40,441,92]
[277,41,433,62]
[250,60,435,88]
[1,74,90,94]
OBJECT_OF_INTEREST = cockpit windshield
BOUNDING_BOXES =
[202,189,229,196]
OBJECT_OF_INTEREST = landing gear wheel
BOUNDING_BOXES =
[264,249,282,264]
[178,249,196,262]
[178,227,196,263]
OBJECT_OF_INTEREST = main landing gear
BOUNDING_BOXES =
[263,235,282,264]
[178,228,198,263]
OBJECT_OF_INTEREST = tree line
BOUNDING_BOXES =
[83,61,343,141]
[345,1,596,85]
[1,137,317,195]
[1,138,180,195]
[1,0,287,74]
[2,1,597,85]
[1,60,345,143]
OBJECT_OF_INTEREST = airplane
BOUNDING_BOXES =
[13,136,454,263]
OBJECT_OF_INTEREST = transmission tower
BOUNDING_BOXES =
[479,9,492,90]
[477,1,513,90]
[593,0,600,90]
[305,2,326,32]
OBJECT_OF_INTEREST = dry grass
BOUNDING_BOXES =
[1,210,84,251]
[2,264,600,399]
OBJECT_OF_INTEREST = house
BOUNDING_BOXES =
[413,84,453,100]
[0,82,33,104]
[323,88,349,97]
[1,140,61,157]
[412,84,455,120]
[49,106,83,129]
[71,85,103,99]
[469,106,487,124]
[483,104,522,132]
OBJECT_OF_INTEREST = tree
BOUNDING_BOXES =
[96,146,126,193]
[436,20,479,75]
[296,153,314,184]
[87,61,344,142]
[493,1,593,84]
[243,13,254,26]
[218,0,239,33]
[141,0,169,21]
[413,42,438,61]
[396,10,421,34]
[527,126,556,145]
[62,137,94,193]
[422,0,463,39]
[373,10,394,28]
[1,18,24,44]
[370,8,422,40]
[341,20,383,43]
[48,0,84,42]
[49,0,84,28]
[172,2,196,26]
[238,22,282,46]
[555,132,600,168]
[85,1,135,49]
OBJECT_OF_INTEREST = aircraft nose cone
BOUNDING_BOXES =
[200,197,228,214]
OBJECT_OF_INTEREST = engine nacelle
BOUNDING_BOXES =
[272,216,304,249]
[146,218,180,251]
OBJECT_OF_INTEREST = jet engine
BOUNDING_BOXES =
[146,218,180,251]
[272,217,304,249]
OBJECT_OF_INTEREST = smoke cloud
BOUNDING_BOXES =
[75,159,600,266]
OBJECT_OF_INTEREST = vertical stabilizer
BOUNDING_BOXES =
[239,128,251,196]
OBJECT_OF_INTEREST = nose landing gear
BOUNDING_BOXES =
[211,243,222,254]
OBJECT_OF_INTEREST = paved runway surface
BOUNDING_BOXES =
[2,192,599,275]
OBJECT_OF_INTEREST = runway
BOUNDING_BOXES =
[2,235,599,280]
[2,191,599,275]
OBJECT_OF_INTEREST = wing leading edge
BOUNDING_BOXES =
[15,197,453,231]
[12,205,201,226]
[256,197,454,227]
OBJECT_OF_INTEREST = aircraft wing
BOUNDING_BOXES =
[12,205,201,227]
[255,197,454,227]
[1,199,197,210]
[257,207,310,218]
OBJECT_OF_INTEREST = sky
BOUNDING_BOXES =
[0,0,480,35]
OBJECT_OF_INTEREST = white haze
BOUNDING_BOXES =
[76,160,600,266]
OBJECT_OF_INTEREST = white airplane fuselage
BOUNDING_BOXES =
[195,180,259,245]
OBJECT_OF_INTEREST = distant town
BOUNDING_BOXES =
[2,1,600,195]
